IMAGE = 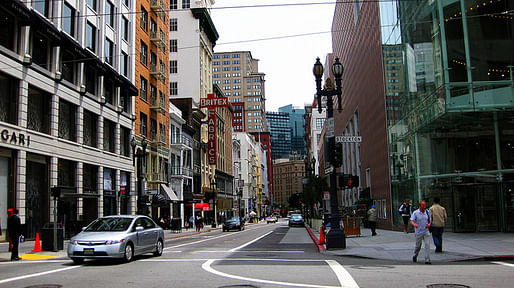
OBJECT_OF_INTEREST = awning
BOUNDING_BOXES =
[160,184,179,202]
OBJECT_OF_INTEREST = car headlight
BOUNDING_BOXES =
[72,240,78,245]
[105,239,124,245]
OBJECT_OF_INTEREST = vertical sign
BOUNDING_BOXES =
[207,108,216,165]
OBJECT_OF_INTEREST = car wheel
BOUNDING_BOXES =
[71,257,84,265]
[153,239,163,256]
[124,243,134,262]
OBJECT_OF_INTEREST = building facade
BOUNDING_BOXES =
[266,111,291,160]
[213,51,267,133]
[391,0,514,232]
[272,159,305,207]
[279,104,306,157]
[0,0,137,239]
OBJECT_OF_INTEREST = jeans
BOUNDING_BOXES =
[431,227,444,251]
[414,231,431,262]
[369,221,376,236]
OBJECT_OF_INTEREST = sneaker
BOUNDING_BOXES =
[412,256,417,263]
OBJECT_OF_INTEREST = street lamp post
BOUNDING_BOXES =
[131,136,148,215]
[313,57,345,249]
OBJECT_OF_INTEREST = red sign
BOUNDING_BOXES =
[207,108,216,165]
[200,93,229,108]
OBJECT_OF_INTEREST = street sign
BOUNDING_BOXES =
[324,165,334,175]
[335,135,362,143]
[323,191,330,200]
[200,93,230,108]
[326,118,334,138]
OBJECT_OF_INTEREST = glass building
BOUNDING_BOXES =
[390,0,514,232]
[266,112,291,160]
[278,104,306,157]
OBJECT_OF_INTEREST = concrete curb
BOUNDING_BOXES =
[305,224,325,252]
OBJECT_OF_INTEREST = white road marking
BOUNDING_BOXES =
[492,261,514,268]
[326,260,360,288]
[229,231,273,251]
[202,259,342,288]
[0,266,80,285]
[143,258,328,262]
[193,250,304,253]
[0,260,70,265]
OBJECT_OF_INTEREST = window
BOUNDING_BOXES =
[140,76,148,101]
[122,16,129,41]
[140,6,148,31]
[170,82,178,95]
[315,118,325,129]
[170,39,177,52]
[150,18,157,34]
[103,119,115,152]
[170,18,177,31]
[140,41,147,65]
[61,51,75,83]
[86,22,96,52]
[124,0,130,7]
[170,60,177,73]
[35,0,49,17]
[150,84,157,105]
[87,0,97,11]
[105,39,113,65]
[120,126,130,157]
[62,2,75,37]
[58,99,77,142]
[140,112,147,137]
[182,0,190,9]
[106,1,114,28]
[170,0,177,9]
[104,79,114,105]
[32,33,50,70]
[121,52,128,76]
[27,86,50,134]
[150,118,157,140]
[83,110,97,148]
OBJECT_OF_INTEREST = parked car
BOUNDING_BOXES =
[288,214,305,227]
[68,215,164,264]
[222,216,245,231]
[266,216,278,224]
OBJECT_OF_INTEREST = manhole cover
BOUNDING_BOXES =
[427,285,471,288]
[218,285,259,288]
[24,285,63,288]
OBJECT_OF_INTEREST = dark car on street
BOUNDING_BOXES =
[222,217,245,232]
[288,214,305,227]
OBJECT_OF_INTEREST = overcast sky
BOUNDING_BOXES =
[211,0,336,112]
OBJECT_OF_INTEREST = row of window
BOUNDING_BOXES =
[213,53,246,59]
[169,0,190,10]
[139,112,166,142]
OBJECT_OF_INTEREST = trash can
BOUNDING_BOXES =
[41,223,64,251]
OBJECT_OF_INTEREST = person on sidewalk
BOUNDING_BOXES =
[195,214,202,232]
[7,209,22,261]
[410,200,432,264]
[429,197,447,253]
[399,199,411,233]
[367,205,377,236]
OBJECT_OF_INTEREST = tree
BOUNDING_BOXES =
[288,193,302,210]
[302,175,328,217]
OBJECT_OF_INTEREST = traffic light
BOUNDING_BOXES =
[333,142,343,167]
[338,174,359,188]
[51,186,60,198]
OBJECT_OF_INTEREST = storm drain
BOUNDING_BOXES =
[427,284,471,288]
[24,285,62,288]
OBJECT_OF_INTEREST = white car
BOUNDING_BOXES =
[68,215,164,264]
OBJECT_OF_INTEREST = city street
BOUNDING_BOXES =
[1,220,513,288]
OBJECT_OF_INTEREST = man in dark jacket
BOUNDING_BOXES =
[8,209,22,261]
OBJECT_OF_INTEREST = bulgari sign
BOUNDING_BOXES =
[1,128,31,147]
[200,93,229,165]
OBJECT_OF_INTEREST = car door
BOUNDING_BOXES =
[141,217,159,252]
[133,218,147,254]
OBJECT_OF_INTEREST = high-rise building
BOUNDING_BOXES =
[135,0,170,216]
[0,0,138,239]
[213,51,267,133]
[272,159,305,206]
[266,112,291,160]
[391,0,514,232]
[279,104,306,157]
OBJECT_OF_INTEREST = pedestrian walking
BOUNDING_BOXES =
[399,199,411,233]
[196,214,202,232]
[7,208,22,261]
[189,215,194,230]
[429,197,447,253]
[367,205,377,236]
[410,200,432,264]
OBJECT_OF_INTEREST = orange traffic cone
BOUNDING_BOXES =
[319,227,326,245]
[32,233,42,252]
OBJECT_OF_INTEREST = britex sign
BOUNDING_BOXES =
[200,94,230,165]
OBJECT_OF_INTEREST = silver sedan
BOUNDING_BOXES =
[68,215,165,264]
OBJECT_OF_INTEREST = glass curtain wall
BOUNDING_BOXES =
[391,0,514,232]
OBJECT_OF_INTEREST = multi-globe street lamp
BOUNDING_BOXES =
[312,57,346,249]
[131,136,148,215]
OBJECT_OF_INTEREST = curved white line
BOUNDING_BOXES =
[229,231,273,251]
[0,266,80,285]
[201,259,342,288]
[325,260,360,288]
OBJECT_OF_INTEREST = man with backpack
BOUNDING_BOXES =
[410,200,432,264]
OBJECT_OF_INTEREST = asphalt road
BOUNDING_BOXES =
[0,220,513,288]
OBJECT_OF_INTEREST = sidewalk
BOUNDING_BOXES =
[0,223,234,262]
[306,225,514,262]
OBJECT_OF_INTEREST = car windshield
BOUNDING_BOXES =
[227,217,240,222]
[291,215,303,219]
[84,217,133,232]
